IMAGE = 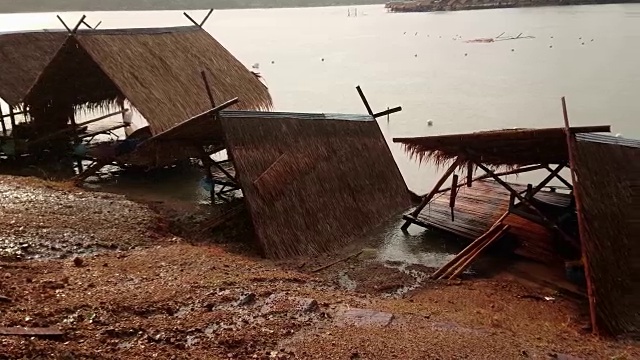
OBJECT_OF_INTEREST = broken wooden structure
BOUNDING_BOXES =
[394,110,640,336]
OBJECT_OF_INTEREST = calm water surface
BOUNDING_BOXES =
[2,5,639,264]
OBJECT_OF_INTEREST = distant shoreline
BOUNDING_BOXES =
[385,0,640,13]
[0,1,384,14]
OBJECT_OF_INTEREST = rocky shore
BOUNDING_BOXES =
[0,175,638,359]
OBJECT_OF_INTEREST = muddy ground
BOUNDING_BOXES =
[0,175,639,359]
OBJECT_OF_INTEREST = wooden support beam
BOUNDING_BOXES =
[72,15,87,33]
[183,12,200,27]
[466,163,473,187]
[56,15,71,32]
[372,106,402,119]
[531,164,565,198]
[94,21,102,29]
[200,9,214,27]
[356,86,374,116]
[544,165,573,189]
[436,164,547,196]
[447,225,510,280]
[561,96,597,335]
[212,161,236,183]
[473,160,579,248]
[401,159,462,230]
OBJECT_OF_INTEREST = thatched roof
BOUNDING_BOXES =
[220,111,411,259]
[394,125,611,167]
[0,31,67,106]
[572,133,640,336]
[24,26,272,135]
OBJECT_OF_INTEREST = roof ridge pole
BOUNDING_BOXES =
[56,15,72,33]
[561,96,598,335]
[183,12,201,28]
[200,9,214,27]
[93,21,102,29]
[71,15,87,33]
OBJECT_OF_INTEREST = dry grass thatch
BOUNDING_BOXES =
[24,26,272,135]
[573,136,640,336]
[220,111,411,259]
[0,31,67,106]
[393,126,611,168]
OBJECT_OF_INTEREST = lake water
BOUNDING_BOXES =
[2,4,640,264]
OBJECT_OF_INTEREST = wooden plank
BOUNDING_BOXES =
[561,96,598,335]
[447,225,511,279]
[436,164,547,196]
[0,327,63,336]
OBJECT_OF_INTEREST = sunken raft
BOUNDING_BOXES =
[22,26,272,137]
[395,125,640,336]
[221,111,411,259]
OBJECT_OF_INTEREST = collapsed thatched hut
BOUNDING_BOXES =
[22,25,272,136]
[394,126,640,337]
[220,111,411,259]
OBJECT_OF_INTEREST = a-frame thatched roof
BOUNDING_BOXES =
[0,30,67,106]
[24,26,272,135]
[220,111,411,259]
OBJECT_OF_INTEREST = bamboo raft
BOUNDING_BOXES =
[410,180,571,264]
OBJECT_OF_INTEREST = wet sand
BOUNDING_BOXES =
[1,175,638,359]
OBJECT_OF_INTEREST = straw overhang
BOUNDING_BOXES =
[394,125,611,168]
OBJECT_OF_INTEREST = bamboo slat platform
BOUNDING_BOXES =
[408,180,572,264]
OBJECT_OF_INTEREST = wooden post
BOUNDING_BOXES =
[199,146,216,202]
[449,174,458,221]
[466,163,473,187]
[356,86,374,116]
[561,96,598,335]
[8,107,16,130]
[401,158,462,230]
[200,9,214,27]
[526,184,533,199]
[0,104,6,136]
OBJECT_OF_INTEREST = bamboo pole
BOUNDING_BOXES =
[530,164,564,198]
[561,97,598,335]
[447,225,511,280]
[544,165,573,189]
[8,107,16,130]
[431,211,509,279]
[449,174,458,221]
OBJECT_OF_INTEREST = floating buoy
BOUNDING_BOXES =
[616,133,623,138]
[511,48,515,52]
[551,36,554,39]
[321,58,325,62]
[581,42,585,45]
[271,60,275,64]
[591,39,594,42]
[427,120,433,126]
[415,32,418,36]
[465,53,468,56]
[579,37,582,40]
[404,32,406,35]
[414,54,418,57]
[549,45,553,48]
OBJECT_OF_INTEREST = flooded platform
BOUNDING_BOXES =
[406,180,572,264]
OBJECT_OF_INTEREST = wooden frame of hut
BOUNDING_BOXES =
[395,113,640,337]
[19,24,271,167]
